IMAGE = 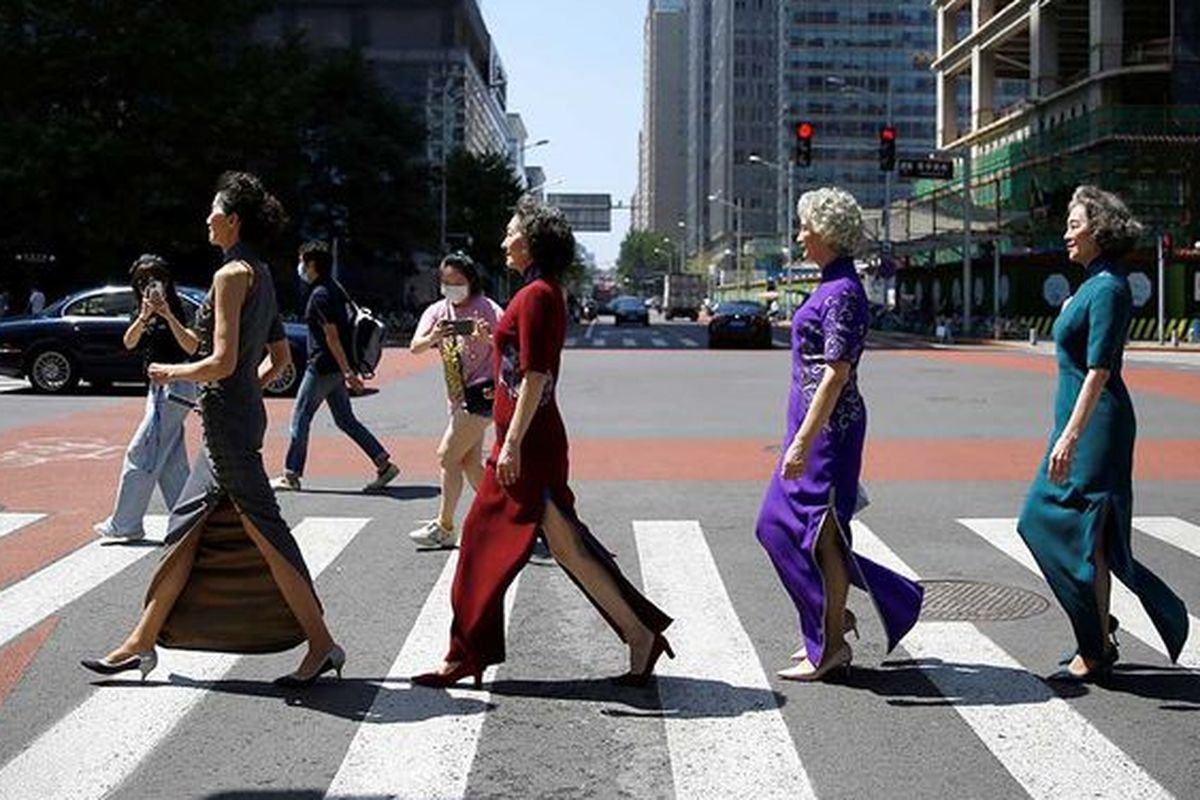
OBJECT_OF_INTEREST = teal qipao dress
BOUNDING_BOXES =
[1017,257,1188,662]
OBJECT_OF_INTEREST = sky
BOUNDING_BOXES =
[480,1,645,269]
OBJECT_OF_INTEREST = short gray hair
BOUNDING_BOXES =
[796,187,863,256]
[1069,185,1143,257]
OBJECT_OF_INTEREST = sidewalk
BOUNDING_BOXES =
[867,328,1200,366]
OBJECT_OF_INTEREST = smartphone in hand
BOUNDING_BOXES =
[446,318,477,336]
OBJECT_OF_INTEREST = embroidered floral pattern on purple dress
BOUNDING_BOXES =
[755,256,923,666]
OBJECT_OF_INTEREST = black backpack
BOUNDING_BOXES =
[334,283,386,378]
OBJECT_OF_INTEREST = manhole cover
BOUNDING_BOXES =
[918,580,1050,621]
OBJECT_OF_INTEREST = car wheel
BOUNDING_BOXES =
[28,348,79,393]
[264,355,300,396]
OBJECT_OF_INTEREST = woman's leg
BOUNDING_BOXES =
[103,390,161,536]
[813,514,850,659]
[105,525,204,659]
[436,413,489,530]
[238,514,335,672]
[1068,524,1115,675]
[540,500,655,670]
[155,387,193,510]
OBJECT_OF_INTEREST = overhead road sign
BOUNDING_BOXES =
[898,158,954,180]
[546,193,612,232]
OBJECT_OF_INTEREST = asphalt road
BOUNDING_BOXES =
[0,318,1197,799]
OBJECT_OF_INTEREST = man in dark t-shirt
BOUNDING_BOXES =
[270,241,398,492]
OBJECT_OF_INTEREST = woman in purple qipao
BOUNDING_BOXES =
[756,187,923,681]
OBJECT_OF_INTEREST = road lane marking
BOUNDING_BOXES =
[0,516,369,800]
[584,320,597,340]
[632,520,817,800]
[326,553,520,800]
[0,513,45,542]
[651,337,668,348]
[1133,516,1200,560]
[0,516,168,650]
[592,338,608,348]
[679,337,699,348]
[622,337,637,348]
[958,518,1200,670]
[852,521,1170,800]
[565,337,578,347]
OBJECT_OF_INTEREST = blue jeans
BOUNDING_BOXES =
[284,366,389,476]
[101,381,195,536]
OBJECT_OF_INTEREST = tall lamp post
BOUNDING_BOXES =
[825,75,894,254]
[708,193,744,286]
[748,153,794,263]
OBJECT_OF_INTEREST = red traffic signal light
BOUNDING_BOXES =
[794,121,813,167]
[879,125,897,171]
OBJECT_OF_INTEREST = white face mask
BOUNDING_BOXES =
[297,262,313,284]
[441,283,469,304]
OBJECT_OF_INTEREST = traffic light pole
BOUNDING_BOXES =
[882,82,894,258]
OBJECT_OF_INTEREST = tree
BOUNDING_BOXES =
[0,0,432,312]
[616,229,676,291]
[443,150,524,296]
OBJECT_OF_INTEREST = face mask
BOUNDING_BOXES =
[441,283,469,304]
[297,262,313,284]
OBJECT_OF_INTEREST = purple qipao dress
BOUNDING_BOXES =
[755,256,923,666]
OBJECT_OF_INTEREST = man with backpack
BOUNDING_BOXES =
[271,241,399,492]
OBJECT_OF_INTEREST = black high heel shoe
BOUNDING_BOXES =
[1056,615,1120,666]
[411,661,484,689]
[273,644,346,688]
[1047,643,1119,684]
[81,649,158,681]
[612,634,675,687]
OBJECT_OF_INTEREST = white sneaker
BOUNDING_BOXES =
[270,474,301,491]
[93,521,145,541]
[364,462,400,492]
[408,520,457,549]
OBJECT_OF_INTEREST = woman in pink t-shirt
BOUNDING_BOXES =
[408,253,503,548]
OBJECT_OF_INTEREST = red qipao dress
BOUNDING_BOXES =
[445,269,672,669]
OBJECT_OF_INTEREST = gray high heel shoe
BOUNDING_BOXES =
[81,649,158,681]
[273,644,346,688]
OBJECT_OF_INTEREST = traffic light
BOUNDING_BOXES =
[794,121,813,168]
[879,125,897,171]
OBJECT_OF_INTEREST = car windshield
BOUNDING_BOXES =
[717,302,765,315]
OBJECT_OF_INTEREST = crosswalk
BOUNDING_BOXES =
[0,510,1195,798]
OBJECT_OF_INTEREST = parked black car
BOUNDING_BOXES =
[0,285,307,394]
[608,295,650,326]
[707,300,774,349]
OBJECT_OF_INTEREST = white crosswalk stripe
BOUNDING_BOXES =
[0,517,369,800]
[1133,516,1200,560]
[0,513,45,542]
[0,516,168,650]
[852,521,1171,800]
[0,512,1194,798]
[326,553,520,800]
[679,336,700,348]
[651,336,669,348]
[633,520,817,800]
[959,518,1200,670]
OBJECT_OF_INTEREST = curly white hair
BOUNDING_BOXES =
[796,187,863,256]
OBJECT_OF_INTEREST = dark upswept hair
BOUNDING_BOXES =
[214,171,288,246]
[512,195,575,279]
[439,251,482,296]
[1069,185,1143,257]
[129,253,185,320]
[299,240,334,279]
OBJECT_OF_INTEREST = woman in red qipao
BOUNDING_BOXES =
[413,197,673,688]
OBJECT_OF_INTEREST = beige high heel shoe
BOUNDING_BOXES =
[791,610,859,661]
[778,644,853,682]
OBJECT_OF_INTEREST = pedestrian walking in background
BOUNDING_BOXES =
[82,172,344,687]
[94,255,199,541]
[756,187,923,682]
[406,253,502,549]
[1018,185,1189,682]
[270,241,399,493]
[413,197,673,689]
[27,285,45,315]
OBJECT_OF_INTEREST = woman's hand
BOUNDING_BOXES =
[431,320,452,343]
[781,437,808,480]
[1048,433,1077,485]
[138,296,157,322]
[472,318,492,341]
[496,439,521,486]
[147,362,176,386]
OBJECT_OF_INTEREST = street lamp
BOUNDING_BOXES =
[748,154,794,263]
[707,193,744,285]
[825,75,894,255]
[521,138,550,152]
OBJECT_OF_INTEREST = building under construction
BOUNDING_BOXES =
[891,0,1200,339]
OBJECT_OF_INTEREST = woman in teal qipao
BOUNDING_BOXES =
[1018,185,1188,682]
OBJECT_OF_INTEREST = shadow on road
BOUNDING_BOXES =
[489,675,788,718]
[298,485,441,501]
